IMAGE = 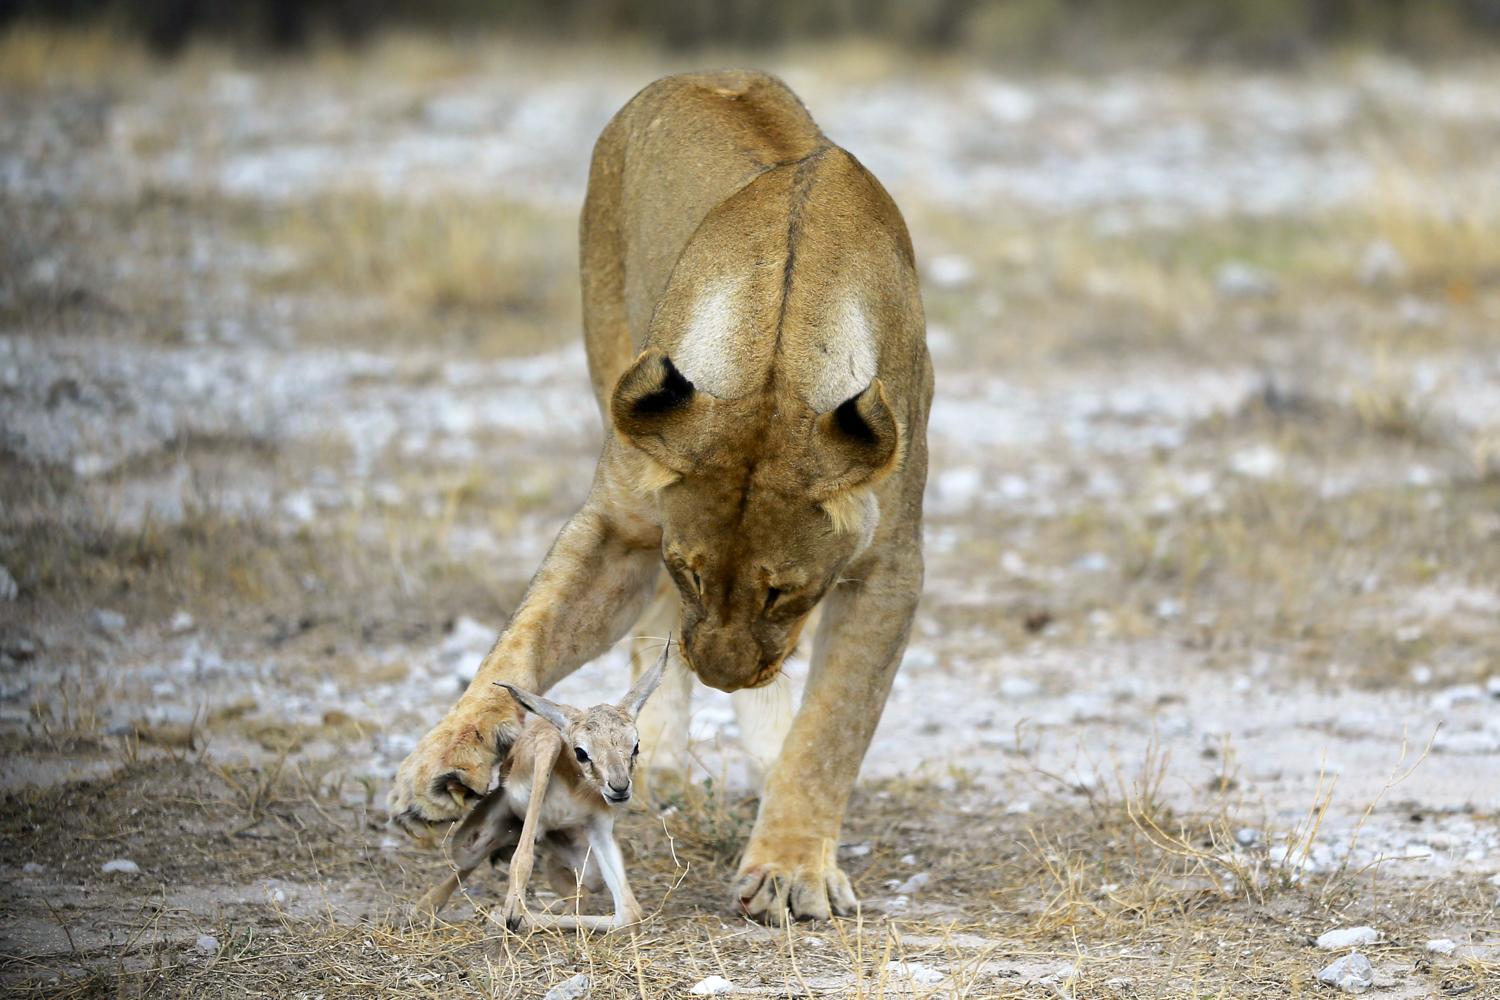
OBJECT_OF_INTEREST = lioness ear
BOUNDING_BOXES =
[812,379,901,499]
[610,350,702,470]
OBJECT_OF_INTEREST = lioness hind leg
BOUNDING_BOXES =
[630,580,692,781]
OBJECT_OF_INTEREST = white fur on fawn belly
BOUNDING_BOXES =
[505,776,596,836]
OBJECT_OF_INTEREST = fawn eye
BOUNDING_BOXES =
[632,742,639,757]
[574,747,590,764]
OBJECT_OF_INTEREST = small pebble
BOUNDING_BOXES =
[542,973,590,1000]
[893,872,930,895]
[689,975,735,996]
[101,859,140,875]
[1317,952,1374,994]
[1317,927,1381,950]
[899,853,917,865]
[168,610,195,634]
[22,862,45,875]
[0,565,17,601]
[886,961,944,986]
[194,934,219,956]
[1215,261,1276,299]
[1425,939,1456,956]
[92,609,127,634]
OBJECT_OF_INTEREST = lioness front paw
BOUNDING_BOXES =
[387,705,514,846]
[734,836,856,925]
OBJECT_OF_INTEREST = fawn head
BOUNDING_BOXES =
[497,642,668,805]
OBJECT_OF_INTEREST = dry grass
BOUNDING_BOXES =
[3,741,1494,998]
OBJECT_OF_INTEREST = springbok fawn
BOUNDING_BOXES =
[416,642,668,931]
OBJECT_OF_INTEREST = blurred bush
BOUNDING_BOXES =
[2,0,1499,61]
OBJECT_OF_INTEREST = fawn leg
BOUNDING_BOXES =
[498,734,561,931]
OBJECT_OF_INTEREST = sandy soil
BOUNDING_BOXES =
[2,37,1498,998]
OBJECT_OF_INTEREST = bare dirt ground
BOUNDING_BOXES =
[2,30,1499,998]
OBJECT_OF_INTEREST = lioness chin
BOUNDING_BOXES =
[390,69,931,925]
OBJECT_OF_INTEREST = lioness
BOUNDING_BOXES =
[390,70,932,923]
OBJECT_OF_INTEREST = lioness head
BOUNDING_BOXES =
[611,350,900,691]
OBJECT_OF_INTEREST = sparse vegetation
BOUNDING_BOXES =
[3,25,1498,1000]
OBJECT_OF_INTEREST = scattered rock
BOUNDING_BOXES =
[101,858,140,875]
[1316,927,1381,950]
[894,872,931,895]
[92,609,127,635]
[886,961,944,986]
[926,254,975,288]
[1235,828,1260,847]
[1229,444,1283,479]
[899,853,918,866]
[1000,676,1040,699]
[542,973,590,1000]
[22,862,45,875]
[689,975,735,996]
[194,934,220,956]
[1215,261,1276,299]
[1425,939,1456,956]
[168,610,196,634]
[841,842,872,858]
[0,565,17,601]
[1357,240,1406,287]
[1316,952,1374,994]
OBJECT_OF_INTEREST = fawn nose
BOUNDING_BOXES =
[608,780,630,797]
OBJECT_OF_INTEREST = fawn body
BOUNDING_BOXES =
[417,644,667,931]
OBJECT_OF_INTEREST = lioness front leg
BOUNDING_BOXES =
[389,489,660,841]
[735,549,921,924]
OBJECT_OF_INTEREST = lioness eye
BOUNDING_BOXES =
[690,570,702,595]
[574,747,590,764]
[763,587,782,614]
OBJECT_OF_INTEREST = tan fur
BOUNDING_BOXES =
[391,70,932,925]
[415,649,666,932]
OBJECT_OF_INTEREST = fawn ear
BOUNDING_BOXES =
[810,379,901,500]
[496,682,574,734]
[620,638,670,719]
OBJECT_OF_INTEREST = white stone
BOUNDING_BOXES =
[168,610,196,634]
[927,254,975,288]
[1357,240,1406,286]
[1316,927,1381,950]
[194,934,220,956]
[101,858,140,875]
[841,842,872,858]
[886,961,944,986]
[542,973,590,1000]
[1229,444,1283,479]
[22,862,45,875]
[92,609,127,634]
[899,853,918,866]
[999,677,1039,699]
[1425,939,1457,955]
[689,975,735,996]
[894,872,930,894]
[1317,952,1374,993]
[0,565,17,601]
[1215,261,1276,299]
